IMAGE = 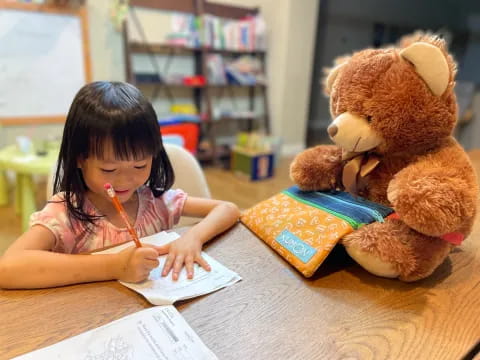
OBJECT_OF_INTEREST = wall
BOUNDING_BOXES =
[280,0,319,154]
[87,0,126,81]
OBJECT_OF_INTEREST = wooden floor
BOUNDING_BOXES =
[204,157,294,210]
[0,157,294,255]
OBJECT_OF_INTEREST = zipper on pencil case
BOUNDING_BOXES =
[309,191,384,223]
[285,186,389,226]
[316,192,386,223]
[285,189,372,225]
[282,190,362,229]
[333,191,393,218]
[286,188,377,225]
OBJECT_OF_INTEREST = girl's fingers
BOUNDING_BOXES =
[153,244,170,255]
[141,271,150,281]
[185,256,194,279]
[162,254,175,276]
[145,258,159,269]
[139,247,161,260]
[133,271,150,283]
[196,255,211,272]
[172,255,185,281]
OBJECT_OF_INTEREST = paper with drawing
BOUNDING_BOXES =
[95,231,241,305]
[13,306,217,360]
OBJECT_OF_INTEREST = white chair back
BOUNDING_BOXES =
[164,144,211,227]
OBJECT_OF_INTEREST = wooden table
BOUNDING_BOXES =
[2,152,480,360]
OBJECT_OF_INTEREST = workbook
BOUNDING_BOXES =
[13,306,217,360]
[95,231,241,305]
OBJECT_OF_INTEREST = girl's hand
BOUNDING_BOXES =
[157,236,211,281]
[115,245,160,283]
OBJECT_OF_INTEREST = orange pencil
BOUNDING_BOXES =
[104,183,142,248]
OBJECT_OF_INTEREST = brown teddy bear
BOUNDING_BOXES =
[290,33,478,281]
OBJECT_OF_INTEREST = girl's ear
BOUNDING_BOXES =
[77,158,84,169]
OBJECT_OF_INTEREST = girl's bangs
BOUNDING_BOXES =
[86,113,160,161]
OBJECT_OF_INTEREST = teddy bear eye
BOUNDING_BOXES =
[366,116,373,123]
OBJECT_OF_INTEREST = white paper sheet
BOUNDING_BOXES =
[13,306,217,360]
[95,231,241,305]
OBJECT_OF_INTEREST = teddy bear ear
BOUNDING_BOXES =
[323,62,346,96]
[400,42,450,96]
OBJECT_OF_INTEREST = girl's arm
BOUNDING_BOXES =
[0,225,160,289]
[159,197,240,280]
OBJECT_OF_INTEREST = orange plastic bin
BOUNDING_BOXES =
[159,117,200,154]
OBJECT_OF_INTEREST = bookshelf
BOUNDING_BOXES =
[123,0,270,165]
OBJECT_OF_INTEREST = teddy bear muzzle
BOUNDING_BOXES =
[328,112,383,152]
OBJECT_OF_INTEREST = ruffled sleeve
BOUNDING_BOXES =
[29,194,76,253]
[161,189,187,229]
[154,189,187,229]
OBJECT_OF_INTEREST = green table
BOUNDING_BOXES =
[0,144,59,231]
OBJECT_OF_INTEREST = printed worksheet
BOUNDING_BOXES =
[95,231,241,305]
[13,306,217,360]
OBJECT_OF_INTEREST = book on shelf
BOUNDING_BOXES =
[166,12,266,52]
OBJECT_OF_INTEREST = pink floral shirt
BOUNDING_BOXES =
[29,187,187,254]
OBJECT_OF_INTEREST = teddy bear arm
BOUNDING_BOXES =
[387,166,477,236]
[289,145,344,191]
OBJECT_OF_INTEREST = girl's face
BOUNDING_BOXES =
[78,141,153,203]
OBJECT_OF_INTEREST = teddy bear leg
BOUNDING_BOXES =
[345,245,399,278]
[342,219,452,282]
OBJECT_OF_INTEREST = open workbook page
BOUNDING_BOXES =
[95,231,241,305]
[13,306,217,360]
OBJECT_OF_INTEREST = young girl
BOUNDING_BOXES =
[0,81,239,289]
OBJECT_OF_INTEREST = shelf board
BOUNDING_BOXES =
[206,47,266,56]
[129,0,258,20]
[197,147,231,163]
[129,42,197,55]
[129,42,265,56]
[134,80,204,88]
[134,80,266,89]
[209,83,266,88]
[211,115,264,122]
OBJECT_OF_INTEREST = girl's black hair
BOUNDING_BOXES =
[53,81,174,226]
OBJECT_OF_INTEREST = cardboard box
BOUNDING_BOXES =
[231,147,274,181]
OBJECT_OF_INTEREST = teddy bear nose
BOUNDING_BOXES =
[327,125,338,137]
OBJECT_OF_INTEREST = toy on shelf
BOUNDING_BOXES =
[231,132,280,181]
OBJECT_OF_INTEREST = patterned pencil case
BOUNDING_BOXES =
[240,186,393,277]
